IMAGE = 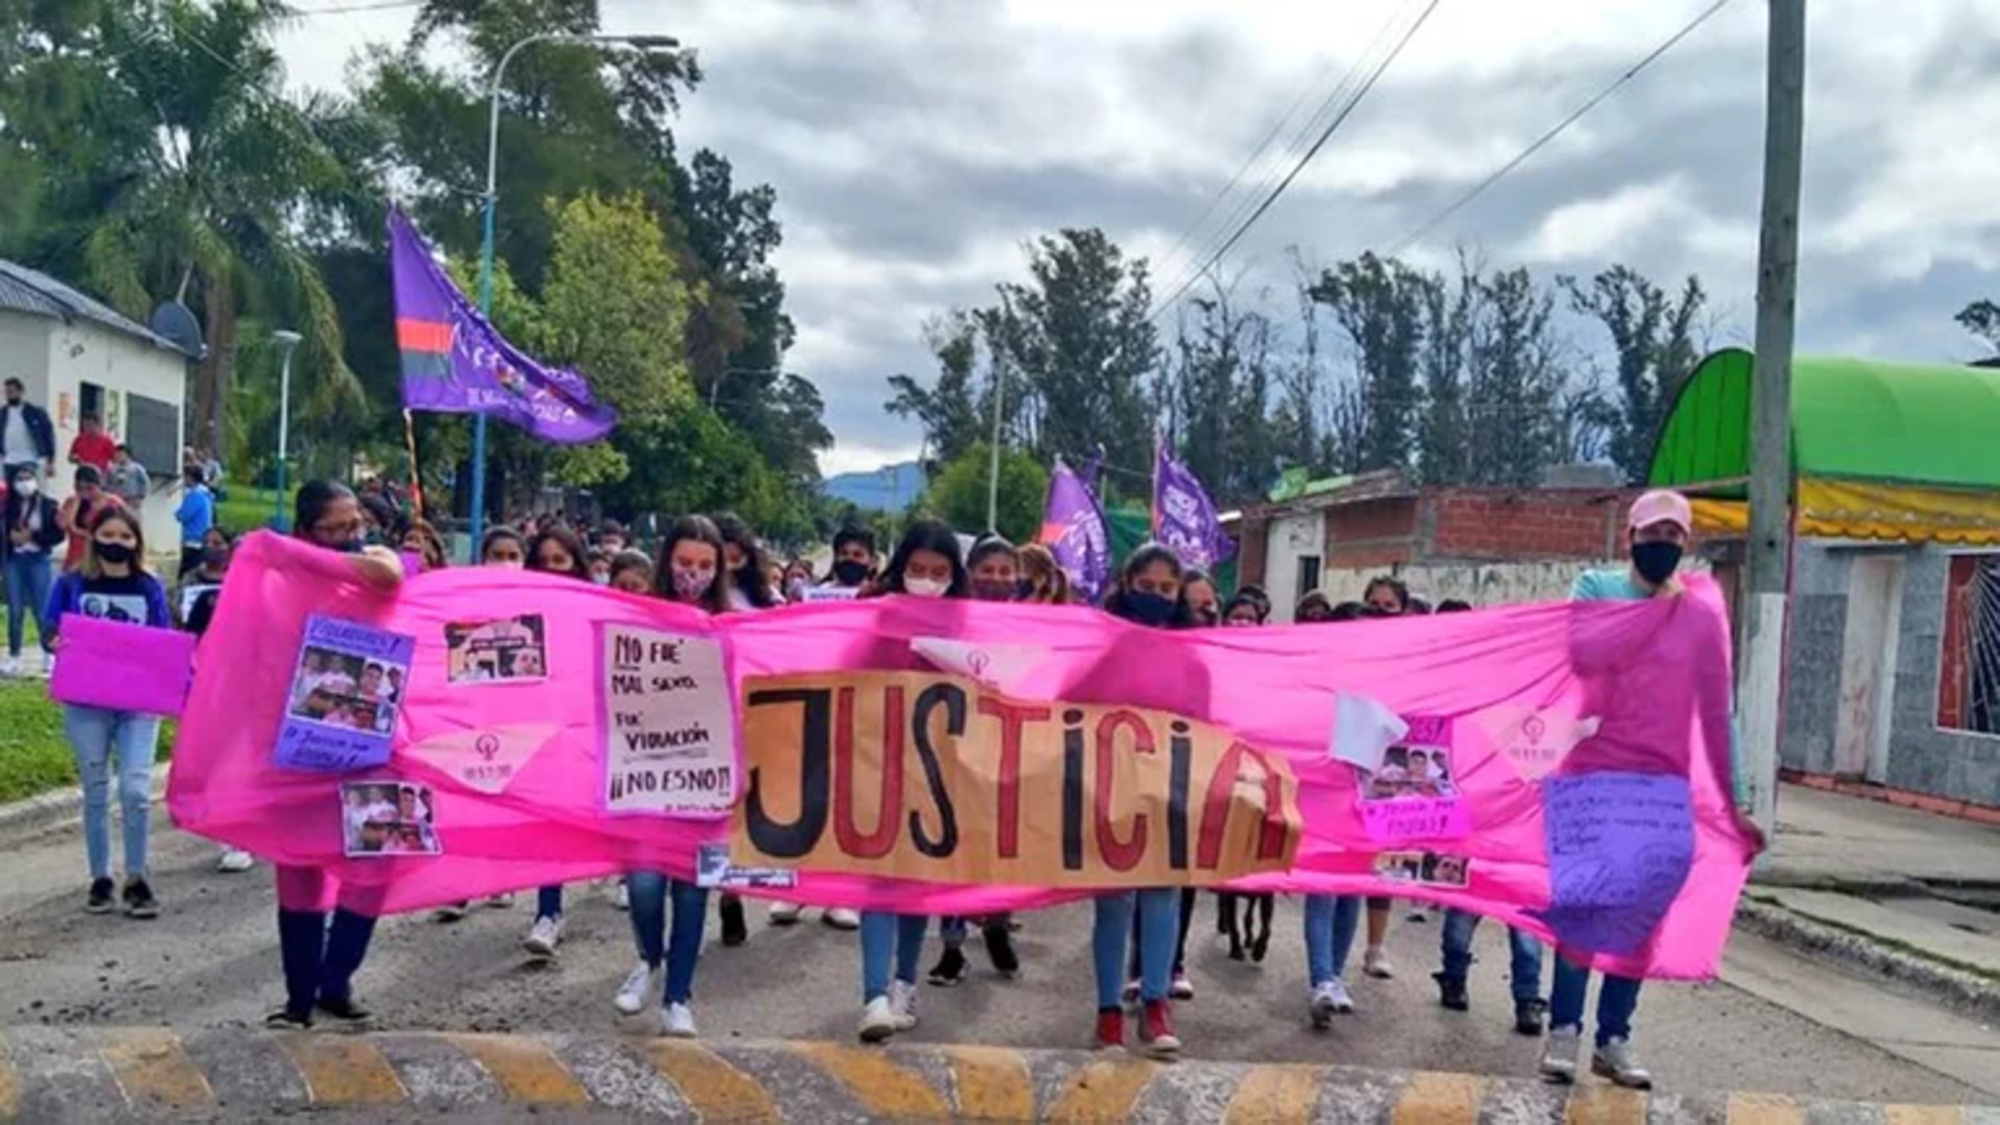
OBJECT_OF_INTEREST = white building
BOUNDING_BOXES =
[0,261,194,561]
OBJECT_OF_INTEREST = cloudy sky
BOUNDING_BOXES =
[278,0,2000,475]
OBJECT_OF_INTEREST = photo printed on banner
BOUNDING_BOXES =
[444,614,549,684]
[600,623,737,816]
[341,780,441,857]
[1372,850,1471,888]
[1356,714,1471,843]
[275,616,415,772]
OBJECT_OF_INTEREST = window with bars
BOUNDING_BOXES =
[1937,553,2000,736]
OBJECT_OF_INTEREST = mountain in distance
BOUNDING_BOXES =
[821,460,926,510]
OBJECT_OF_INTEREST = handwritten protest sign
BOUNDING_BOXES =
[601,624,737,816]
[1538,772,1696,955]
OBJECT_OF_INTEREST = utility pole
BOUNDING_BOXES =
[1738,0,1806,838]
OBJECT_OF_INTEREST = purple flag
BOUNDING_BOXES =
[1152,439,1236,570]
[389,208,618,444]
[1038,457,1111,603]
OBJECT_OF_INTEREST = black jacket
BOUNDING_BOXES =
[2,491,63,561]
[1,402,55,463]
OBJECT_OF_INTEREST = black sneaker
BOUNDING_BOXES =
[1433,971,1470,1012]
[316,996,371,1022]
[122,877,160,920]
[86,877,116,914]
[719,895,748,947]
[1514,999,1548,1036]
[982,923,1021,979]
[265,1007,313,1030]
[927,946,969,987]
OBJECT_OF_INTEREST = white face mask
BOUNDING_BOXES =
[904,576,949,599]
[10,479,33,497]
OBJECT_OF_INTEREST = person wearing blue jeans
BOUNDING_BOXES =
[1302,894,1361,1027]
[857,910,928,1042]
[3,462,60,677]
[614,872,708,1037]
[1094,888,1181,1057]
[1434,909,1547,1033]
[524,885,567,957]
[65,706,161,915]
[1544,958,1645,1085]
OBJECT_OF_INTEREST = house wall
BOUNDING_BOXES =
[1,311,188,561]
[1318,559,1613,607]
[1885,548,2000,806]
[1262,511,1325,622]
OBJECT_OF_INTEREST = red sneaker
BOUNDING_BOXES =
[1140,1000,1181,1059]
[1093,1007,1125,1051]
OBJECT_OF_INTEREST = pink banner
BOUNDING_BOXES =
[169,532,1759,980]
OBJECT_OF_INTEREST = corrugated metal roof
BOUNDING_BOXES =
[0,259,190,355]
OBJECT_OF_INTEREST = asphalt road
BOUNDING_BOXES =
[0,813,1984,1107]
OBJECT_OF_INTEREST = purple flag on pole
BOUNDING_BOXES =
[389,208,617,444]
[1038,457,1111,603]
[1152,439,1236,569]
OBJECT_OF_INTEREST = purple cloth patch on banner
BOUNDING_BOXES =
[1537,772,1695,955]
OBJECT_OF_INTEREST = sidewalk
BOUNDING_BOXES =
[1741,784,2000,1020]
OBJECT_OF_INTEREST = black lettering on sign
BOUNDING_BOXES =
[744,688,831,859]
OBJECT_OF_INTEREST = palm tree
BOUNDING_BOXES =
[6,0,365,454]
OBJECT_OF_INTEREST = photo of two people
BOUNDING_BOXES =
[1361,744,1458,801]
[444,614,549,685]
[287,646,407,736]
[1372,850,1470,888]
[341,781,441,857]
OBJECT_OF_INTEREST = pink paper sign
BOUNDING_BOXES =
[49,615,195,717]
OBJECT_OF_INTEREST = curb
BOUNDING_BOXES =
[2,1026,1995,1124]
[1736,897,2000,1025]
[0,766,172,848]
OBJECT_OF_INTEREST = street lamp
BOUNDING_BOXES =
[271,330,302,531]
[471,29,681,546]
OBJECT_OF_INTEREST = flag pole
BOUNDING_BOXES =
[402,409,426,522]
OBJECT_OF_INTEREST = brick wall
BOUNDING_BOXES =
[1325,497,1419,568]
[1425,488,1634,561]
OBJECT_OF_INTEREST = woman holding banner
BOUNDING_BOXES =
[521,525,594,959]
[609,515,731,1038]
[1093,544,1190,1059]
[855,518,966,1043]
[269,481,405,1027]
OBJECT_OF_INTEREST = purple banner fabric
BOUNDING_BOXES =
[1151,440,1236,569]
[389,208,618,444]
[1038,457,1111,604]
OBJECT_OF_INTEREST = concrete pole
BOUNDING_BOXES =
[1738,0,1806,837]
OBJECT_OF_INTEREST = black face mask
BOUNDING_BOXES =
[94,541,135,565]
[831,559,870,587]
[332,538,366,555]
[1122,591,1177,628]
[972,579,1016,602]
[1632,540,1683,586]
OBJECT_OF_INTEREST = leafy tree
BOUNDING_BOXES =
[1465,266,1563,486]
[886,311,988,472]
[1309,253,1427,473]
[1562,266,1706,483]
[1415,263,1472,485]
[917,442,1050,543]
[1955,299,2000,356]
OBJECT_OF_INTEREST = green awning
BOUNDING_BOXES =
[1649,349,2000,494]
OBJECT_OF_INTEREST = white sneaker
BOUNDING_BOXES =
[40,653,52,679]
[1591,1038,1653,1090]
[614,962,656,1016]
[1540,1026,1583,1083]
[888,979,920,1030]
[662,1002,697,1039]
[1309,979,1355,1028]
[1363,947,1395,979]
[216,848,254,873]
[524,915,564,957]
[823,907,860,931]
[859,996,900,1043]
[768,901,803,926]
[0,656,19,679]
[614,882,630,912]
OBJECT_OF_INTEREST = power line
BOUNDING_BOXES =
[1384,0,1736,258]
[290,0,424,15]
[1148,0,1441,322]
[1147,0,1422,300]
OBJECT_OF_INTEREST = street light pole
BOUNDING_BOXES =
[474,30,680,548]
[984,363,1004,534]
[1738,0,1806,838]
[272,330,302,531]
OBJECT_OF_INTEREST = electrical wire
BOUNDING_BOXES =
[290,0,424,16]
[1383,0,1735,258]
[1148,0,1441,322]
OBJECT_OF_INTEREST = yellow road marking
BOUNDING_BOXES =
[0,1039,19,1122]
[446,1034,588,1106]
[1885,1107,1965,1125]
[1727,1093,1806,1125]
[790,1042,951,1119]
[1047,1057,1158,1124]
[639,1040,779,1124]
[1392,1071,1485,1125]
[1223,1063,1326,1125]
[276,1033,407,1106]
[941,1045,1035,1120]
[1565,1083,1648,1125]
[97,1028,212,1111]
